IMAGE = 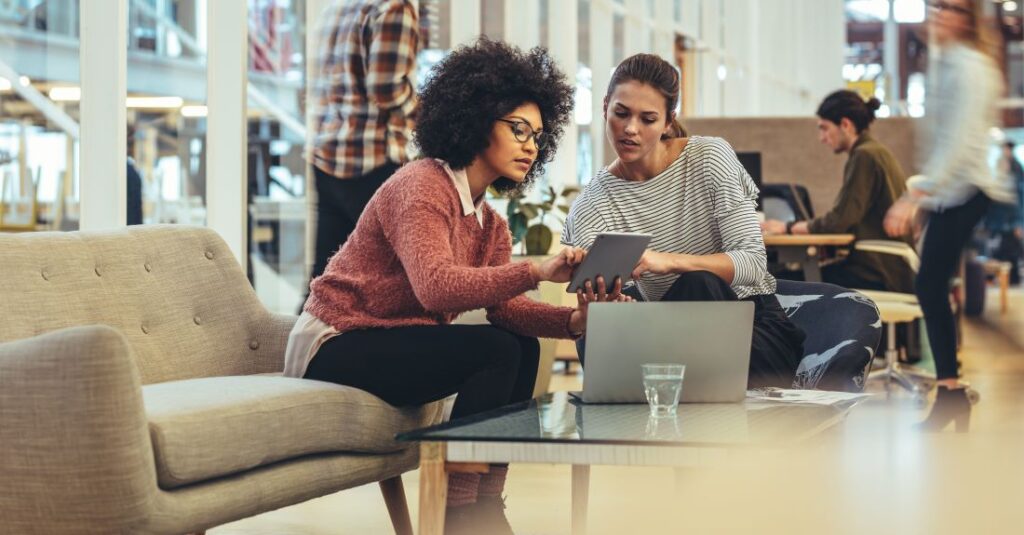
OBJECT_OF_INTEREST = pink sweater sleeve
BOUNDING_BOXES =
[485,226,576,339]
[378,186,541,314]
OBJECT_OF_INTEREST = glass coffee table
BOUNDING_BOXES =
[397,391,859,535]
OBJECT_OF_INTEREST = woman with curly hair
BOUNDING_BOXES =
[284,38,627,533]
[563,53,806,388]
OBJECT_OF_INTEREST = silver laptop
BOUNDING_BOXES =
[575,301,754,403]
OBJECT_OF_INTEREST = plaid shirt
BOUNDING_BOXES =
[311,0,419,179]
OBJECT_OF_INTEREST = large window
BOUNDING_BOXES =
[126,0,208,226]
[0,0,81,231]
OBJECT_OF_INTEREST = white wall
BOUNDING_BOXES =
[689,0,846,117]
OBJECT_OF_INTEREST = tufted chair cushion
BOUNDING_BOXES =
[0,225,291,384]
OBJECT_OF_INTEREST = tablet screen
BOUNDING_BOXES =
[567,232,653,293]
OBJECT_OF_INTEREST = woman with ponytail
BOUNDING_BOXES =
[884,0,1014,431]
[562,53,806,388]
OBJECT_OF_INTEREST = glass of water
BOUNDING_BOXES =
[642,363,685,417]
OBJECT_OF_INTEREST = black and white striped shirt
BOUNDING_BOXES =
[562,136,776,301]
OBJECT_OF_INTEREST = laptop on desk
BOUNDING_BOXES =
[572,301,754,404]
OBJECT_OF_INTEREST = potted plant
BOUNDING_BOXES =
[503,185,581,256]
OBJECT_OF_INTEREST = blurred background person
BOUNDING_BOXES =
[304,0,420,306]
[986,141,1024,285]
[884,0,1014,431]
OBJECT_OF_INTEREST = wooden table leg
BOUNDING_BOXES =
[572,464,590,535]
[1000,268,1009,315]
[419,442,447,535]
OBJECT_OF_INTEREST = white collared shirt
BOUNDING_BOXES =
[437,159,485,227]
[283,159,488,379]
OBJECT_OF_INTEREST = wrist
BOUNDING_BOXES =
[567,310,585,336]
[672,253,690,273]
[529,261,543,282]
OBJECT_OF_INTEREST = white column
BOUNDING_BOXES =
[623,0,650,57]
[450,0,482,47]
[206,1,248,266]
[590,0,614,169]
[503,0,540,50]
[884,0,900,112]
[305,0,330,282]
[652,0,675,61]
[79,0,127,230]
[547,0,578,188]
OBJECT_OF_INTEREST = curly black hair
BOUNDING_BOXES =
[414,38,574,195]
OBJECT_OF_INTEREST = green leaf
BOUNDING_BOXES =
[519,204,540,220]
[506,197,520,219]
[508,213,529,244]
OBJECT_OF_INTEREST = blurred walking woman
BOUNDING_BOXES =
[285,39,626,533]
[885,0,1014,430]
[562,53,806,388]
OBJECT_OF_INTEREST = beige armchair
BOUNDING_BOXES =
[0,225,449,534]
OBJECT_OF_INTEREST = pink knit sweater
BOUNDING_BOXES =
[305,158,576,339]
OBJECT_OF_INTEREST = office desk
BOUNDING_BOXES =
[764,234,856,282]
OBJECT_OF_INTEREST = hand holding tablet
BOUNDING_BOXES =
[566,232,653,293]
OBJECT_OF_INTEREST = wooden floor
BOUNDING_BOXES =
[213,287,1024,534]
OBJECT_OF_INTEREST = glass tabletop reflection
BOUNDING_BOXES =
[397,391,853,448]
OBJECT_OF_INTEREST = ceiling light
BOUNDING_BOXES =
[18,76,30,86]
[0,78,10,91]
[126,96,184,109]
[180,105,208,117]
[49,86,82,101]
[1004,1,1018,11]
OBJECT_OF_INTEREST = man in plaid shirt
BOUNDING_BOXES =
[308,0,419,285]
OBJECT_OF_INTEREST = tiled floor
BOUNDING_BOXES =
[213,288,1024,534]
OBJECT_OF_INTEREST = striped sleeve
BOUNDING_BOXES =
[705,139,769,287]
[561,186,611,250]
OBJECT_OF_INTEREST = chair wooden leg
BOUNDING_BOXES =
[419,442,448,535]
[379,475,414,535]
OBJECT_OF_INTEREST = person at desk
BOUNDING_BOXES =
[762,90,914,293]
[562,53,805,389]
[286,39,627,534]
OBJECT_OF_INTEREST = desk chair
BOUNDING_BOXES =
[760,183,814,222]
[0,170,40,232]
[851,240,939,399]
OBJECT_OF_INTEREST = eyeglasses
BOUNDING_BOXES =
[497,119,547,150]
[929,1,973,16]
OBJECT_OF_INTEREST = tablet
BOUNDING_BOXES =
[566,232,653,293]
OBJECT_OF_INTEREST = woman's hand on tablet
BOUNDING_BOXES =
[535,247,586,283]
[631,249,677,278]
[568,276,633,335]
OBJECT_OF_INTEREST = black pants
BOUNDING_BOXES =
[578,271,806,388]
[310,162,400,284]
[917,192,991,380]
[304,325,540,420]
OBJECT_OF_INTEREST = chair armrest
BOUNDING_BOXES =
[0,325,155,531]
[854,240,920,272]
[247,312,299,374]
